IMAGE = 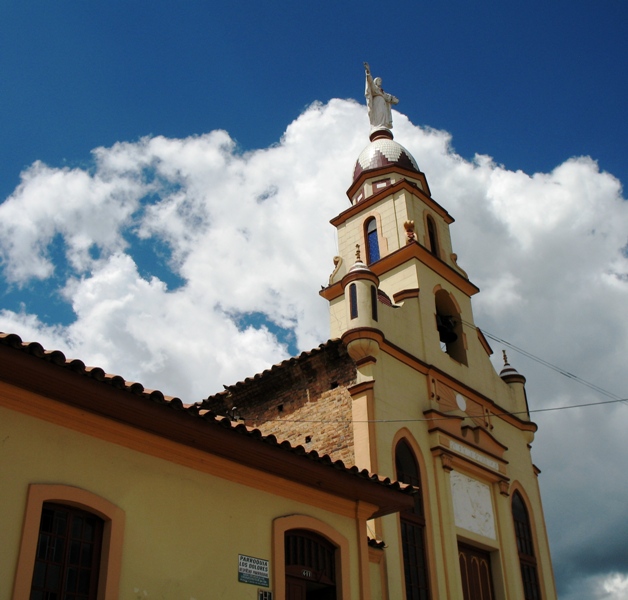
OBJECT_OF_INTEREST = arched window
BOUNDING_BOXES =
[426,216,439,257]
[273,515,349,600]
[365,218,380,264]
[31,503,104,599]
[434,289,467,365]
[12,484,124,600]
[395,440,430,600]
[512,492,541,600]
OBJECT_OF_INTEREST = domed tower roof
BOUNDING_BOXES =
[347,245,378,280]
[499,351,526,385]
[353,130,420,182]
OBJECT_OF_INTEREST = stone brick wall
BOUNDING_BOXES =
[202,341,357,466]
[253,384,355,466]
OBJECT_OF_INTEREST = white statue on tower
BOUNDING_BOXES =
[364,62,399,131]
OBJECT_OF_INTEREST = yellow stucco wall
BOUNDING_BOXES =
[366,349,556,600]
[0,403,370,600]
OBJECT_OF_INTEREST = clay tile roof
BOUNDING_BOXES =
[0,331,184,403]
[0,332,415,507]
[203,338,345,403]
[377,288,396,307]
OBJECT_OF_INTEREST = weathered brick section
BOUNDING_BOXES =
[201,340,357,466]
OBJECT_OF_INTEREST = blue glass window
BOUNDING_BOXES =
[366,219,380,264]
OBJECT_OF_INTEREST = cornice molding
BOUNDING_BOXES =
[320,244,479,301]
[347,164,432,199]
[335,177,452,228]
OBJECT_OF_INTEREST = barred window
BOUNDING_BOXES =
[512,492,541,600]
[396,440,430,600]
[31,503,104,600]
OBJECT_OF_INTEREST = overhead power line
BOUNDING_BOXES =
[227,322,627,425]
[234,323,628,424]
[250,396,628,425]
[464,319,625,403]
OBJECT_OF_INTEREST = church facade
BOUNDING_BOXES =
[203,123,557,599]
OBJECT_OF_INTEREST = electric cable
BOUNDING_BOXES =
[229,322,627,424]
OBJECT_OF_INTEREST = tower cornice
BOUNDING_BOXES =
[319,243,479,301]
[335,177,453,227]
[374,243,479,296]
[348,164,432,201]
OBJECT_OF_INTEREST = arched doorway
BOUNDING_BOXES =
[285,529,337,600]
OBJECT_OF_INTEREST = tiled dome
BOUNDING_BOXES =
[353,134,419,181]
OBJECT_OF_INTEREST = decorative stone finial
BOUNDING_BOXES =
[404,220,416,244]
[355,244,362,262]
[502,350,509,365]
[364,62,399,133]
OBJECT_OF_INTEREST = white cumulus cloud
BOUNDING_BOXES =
[0,99,627,596]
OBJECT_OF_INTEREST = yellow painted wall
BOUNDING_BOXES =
[365,349,556,599]
[0,404,370,600]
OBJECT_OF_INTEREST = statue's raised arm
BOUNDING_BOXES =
[364,62,399,131]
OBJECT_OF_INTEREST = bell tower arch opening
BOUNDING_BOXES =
[434,288,467,365]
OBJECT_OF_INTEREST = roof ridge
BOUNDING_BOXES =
[203,338,343,402]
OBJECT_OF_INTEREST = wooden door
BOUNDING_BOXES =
[458,543,494,600]
[286,576,307,600]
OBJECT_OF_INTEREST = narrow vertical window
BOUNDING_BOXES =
[366,218,380,264]
[371,285,378,321]
[350,283,358,320]
[426,216,439,258]
[512,492,541,600]
[31,503,104,600]
[395,440,430,600]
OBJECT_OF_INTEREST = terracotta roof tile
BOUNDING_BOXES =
[0,331,414,500]
[203,338,345,404]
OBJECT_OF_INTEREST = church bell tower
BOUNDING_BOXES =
[319,65,557,600]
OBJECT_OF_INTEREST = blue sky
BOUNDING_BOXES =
[1,2,627,599]
[2,1,626,200]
